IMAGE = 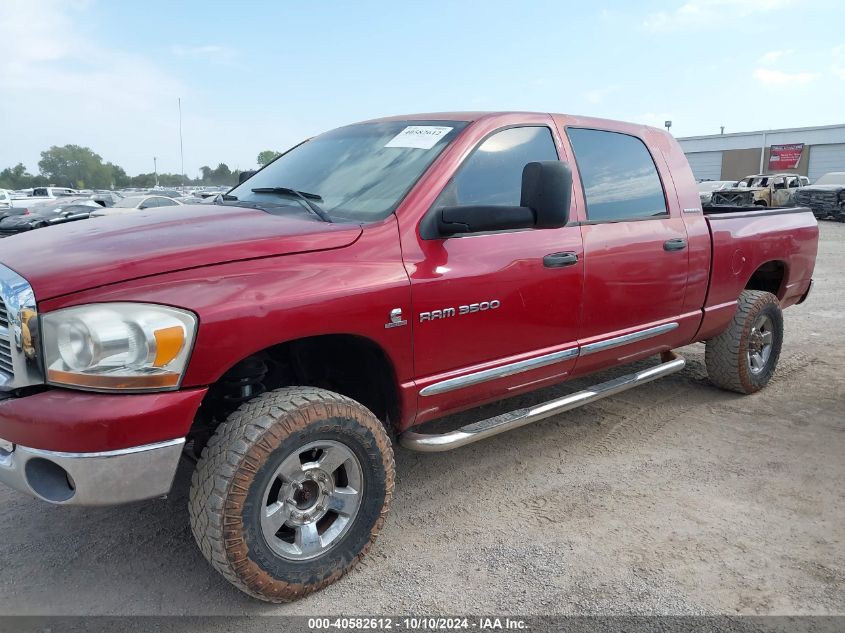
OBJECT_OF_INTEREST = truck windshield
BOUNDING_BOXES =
[227,120,467,222]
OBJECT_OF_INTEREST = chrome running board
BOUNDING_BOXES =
[399,352,685,452]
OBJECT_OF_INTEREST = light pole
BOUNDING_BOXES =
[178,97,185,186]
[153,156,158,187]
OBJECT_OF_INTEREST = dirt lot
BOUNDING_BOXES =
[1,223,843,618]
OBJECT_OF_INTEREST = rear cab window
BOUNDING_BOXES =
[566,128,668,222]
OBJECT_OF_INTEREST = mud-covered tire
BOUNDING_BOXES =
[705,290,783,394]
[189,387,394,602]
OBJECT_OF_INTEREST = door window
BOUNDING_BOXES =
[437,126,559,208]
[567,128,668,222]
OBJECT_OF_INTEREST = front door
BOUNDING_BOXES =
[404,122,584,423]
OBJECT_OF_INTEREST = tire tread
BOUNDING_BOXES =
[705,290,782,394]
[188,387,394,602]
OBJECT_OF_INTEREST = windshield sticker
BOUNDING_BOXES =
[385,126,453,150]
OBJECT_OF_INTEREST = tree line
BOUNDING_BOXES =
[0,146,283,191]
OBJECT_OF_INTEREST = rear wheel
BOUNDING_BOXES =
[189,387,394,602]
[705,290,783,394]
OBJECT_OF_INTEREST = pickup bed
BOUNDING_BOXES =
[0,111,818,602]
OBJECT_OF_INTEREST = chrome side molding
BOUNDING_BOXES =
[579,322,678,356]
[400,352,686,452]
[419,347,578,397]
[419,322,679,397]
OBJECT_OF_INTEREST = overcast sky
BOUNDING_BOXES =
[1,0,843,178]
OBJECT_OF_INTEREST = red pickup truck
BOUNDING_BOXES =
[0,112,818,602]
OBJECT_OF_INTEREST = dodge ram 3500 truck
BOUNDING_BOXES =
[0,112,818,602]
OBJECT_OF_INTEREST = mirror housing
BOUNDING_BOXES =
[239,170,257,184]
[520,160,572,228]
[435,160,572,237]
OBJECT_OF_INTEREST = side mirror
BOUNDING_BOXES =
[239,170,257,184]
[521,160,572,228]
[435,161,572,237]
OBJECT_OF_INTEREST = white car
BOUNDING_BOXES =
[90,195,183,217]
[10,186,80,208]
[0,189,12,210]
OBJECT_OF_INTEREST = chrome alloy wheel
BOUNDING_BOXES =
[747,314,774,375]
[260,440,363,561]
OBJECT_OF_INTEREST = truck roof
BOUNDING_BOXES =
[365,111,666,136]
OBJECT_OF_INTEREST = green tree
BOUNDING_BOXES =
[107,163,129,189]
[257,150,281,167]
[38,145,113,189]
[211,163,234,185]
[0,163,48,189]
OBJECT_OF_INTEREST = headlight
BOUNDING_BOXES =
[41,303,197,391]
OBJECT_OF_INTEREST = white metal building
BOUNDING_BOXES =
[677,123,845,182]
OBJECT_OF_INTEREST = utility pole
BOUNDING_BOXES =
[178,97,185,186]
[153,156,158,187]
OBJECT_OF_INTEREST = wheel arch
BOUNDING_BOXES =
[189,333,402,447]
[744,259,788,300]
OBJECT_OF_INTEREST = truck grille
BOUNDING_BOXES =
[0,264,41,389]
[0,334,13,376]
[0,298,12,376]
[794,190,840,213]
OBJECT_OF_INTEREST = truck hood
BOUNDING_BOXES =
[799,184,845,192]
[0,204,363,300]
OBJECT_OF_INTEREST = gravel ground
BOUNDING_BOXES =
[0,222,843,618]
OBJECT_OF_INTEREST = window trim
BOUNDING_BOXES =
[564,126,671,224]
[419,124,561,240]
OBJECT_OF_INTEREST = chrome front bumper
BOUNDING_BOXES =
[0,438,184,505]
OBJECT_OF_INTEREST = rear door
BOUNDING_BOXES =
[405,121,584,422]
[562,127,695,376]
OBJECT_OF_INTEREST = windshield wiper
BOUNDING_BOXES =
[251,187,332,223]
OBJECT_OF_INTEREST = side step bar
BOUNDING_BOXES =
[399,352,686,452]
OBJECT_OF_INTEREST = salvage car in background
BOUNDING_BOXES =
[697,180,736,205]
[90,195,183,217]
[0,198,98,237]
[712,173,805,207]
[792,172,845,221]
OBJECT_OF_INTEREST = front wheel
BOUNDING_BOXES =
[705,290,783,394]
[189,387,394,602]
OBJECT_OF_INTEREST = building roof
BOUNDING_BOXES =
[678,122,845,142]
[678,122,845,153]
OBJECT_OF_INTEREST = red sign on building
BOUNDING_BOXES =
[769,144,804,170]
